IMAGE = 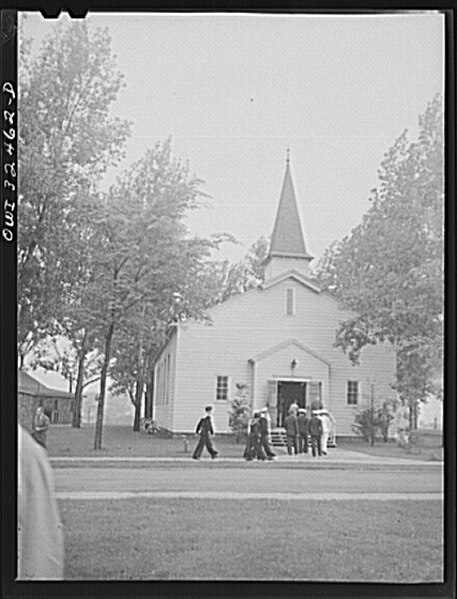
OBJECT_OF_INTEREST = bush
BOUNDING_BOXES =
[228,384,251,444]
[352,401,395,445]
[141,418,171,437]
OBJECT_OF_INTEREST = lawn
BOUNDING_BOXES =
[48,424,245,458]
[48,424,443,461]
[59,497,443,581]
[337,436,444,462]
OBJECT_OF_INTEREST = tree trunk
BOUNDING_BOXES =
[370,384,375,446]
[94,321,115,450]
[408,399,418,431]
[72,332,88,428]
[144,383,151,419]
[133,376,143,432]
[144,370,154,419]
[133,401,141,432]
[18,352,25,371]
[133,306,145,432]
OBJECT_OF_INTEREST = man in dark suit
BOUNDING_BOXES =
[308,411,323,457]
[284,409,299,455]
[192,405,218,460]
[297,408,309,453]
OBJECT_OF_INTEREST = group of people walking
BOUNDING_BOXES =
[284,403,335,457]
[191,403,335,460]
[243,407,276,461]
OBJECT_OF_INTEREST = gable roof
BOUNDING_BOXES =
[267,163,313,261]
[261,269,321,293]
[18,370,74,399]
[249,338,331,366]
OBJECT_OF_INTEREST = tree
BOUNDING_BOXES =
[313,95,444,428]
[197,236,269,307]
[18,21,130,365]
[26,190,108,427]
[89,140,216,445]
[28,336,102,394]
[108,232,222,432]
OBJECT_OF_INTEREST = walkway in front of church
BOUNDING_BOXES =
[52,449,443,501]
[53,461,442,501]
[50,447,442,468]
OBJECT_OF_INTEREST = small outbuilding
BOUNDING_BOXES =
[18,370,74,433]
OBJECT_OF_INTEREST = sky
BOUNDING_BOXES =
[20,11,444,395]
[22,11,444,270]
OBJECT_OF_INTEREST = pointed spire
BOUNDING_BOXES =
[268,160,312,260]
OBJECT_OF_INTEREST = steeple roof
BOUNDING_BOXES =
[268,161,313,260]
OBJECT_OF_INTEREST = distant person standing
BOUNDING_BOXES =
[32,406,51,450]
[192,405,218,460]
[297,408,309,454]
[308,411,323,457]
[18,425,64,579]
[284,409,299,455]
[259,407,275,460]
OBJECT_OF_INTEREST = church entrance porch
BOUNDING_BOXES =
[277,381,306,427]
[266,378,323,428]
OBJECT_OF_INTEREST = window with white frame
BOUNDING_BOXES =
[216,376,229,401]
[286,288,295,315]
[347,381,360,405]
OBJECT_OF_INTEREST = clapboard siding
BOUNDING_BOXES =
[328,343,397,436]
[153,329,178,431]
[154,278,397,435]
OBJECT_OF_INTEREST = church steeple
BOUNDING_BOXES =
[264,157,314,281]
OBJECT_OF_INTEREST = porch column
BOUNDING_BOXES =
[267,380,278,427]
[326,363,332,411]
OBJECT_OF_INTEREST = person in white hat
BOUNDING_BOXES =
[318,409,336,455]
[192,405,218,460]
[284,408,299,455]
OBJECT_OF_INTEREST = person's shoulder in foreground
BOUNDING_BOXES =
[18,424,64,580]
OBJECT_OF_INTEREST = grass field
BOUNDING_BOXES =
[47,424,443,461]
[49,425,443,582]
[59,497,443,581]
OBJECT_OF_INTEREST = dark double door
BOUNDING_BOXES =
[277,381,306,427]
